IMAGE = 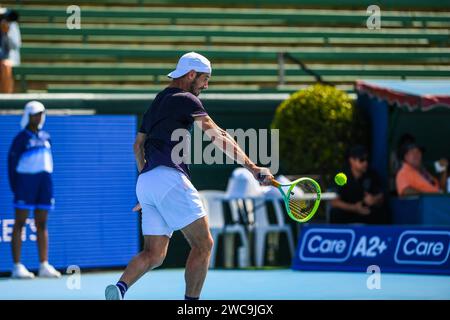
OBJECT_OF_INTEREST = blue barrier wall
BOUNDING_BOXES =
[0,115,139,273]
[391,195,450,226]
[293,224,450,275]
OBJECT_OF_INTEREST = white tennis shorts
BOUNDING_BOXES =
[136,165,206,237]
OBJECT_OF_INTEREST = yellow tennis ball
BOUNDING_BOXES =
[335,172,347,186]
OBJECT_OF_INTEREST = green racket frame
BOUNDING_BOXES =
[271,177,322,223]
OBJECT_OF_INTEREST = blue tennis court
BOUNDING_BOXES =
[1,269,449,300]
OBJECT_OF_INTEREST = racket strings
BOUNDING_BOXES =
[289,199,314,219]
[288,181,319,220]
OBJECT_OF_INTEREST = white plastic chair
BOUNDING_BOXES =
[225,168,264,226]
[253,197,296,267]
[224,169,296,267]
[198,190,250,268]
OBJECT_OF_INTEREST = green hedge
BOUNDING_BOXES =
[272,84,367,183]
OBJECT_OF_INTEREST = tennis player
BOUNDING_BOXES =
[105,52,273,300]
[7,101,61,279]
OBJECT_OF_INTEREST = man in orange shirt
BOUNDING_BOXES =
[396,143,448,196]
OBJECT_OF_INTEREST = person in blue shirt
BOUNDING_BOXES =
[8,101,61,279]
[105,52,273,300]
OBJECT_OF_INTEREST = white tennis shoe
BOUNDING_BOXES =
[38,262,61,278]
[11,263,35,279]
[105,284,123,300]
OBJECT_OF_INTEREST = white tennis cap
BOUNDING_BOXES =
[167,52,212,79]
[21,100,46,129]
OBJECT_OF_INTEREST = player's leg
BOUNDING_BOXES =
[157,168,213,299]
[118,235,170,287]
[118,189,172,287]
[105,168,174,300]
[181,216,214,299]
[105,235,169,300]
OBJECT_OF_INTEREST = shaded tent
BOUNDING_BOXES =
[355,80,450,192]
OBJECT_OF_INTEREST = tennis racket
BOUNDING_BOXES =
[259,174,322,223]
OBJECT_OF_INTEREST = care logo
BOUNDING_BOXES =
[394,231,450,265]
[299,228,355,262]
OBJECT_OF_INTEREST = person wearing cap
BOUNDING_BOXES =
[330,145,388,224]
[396,143,448,196]
[7,101,61,279]
[105,52,273,300]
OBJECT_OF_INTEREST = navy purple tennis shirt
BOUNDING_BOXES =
[139,87,208,179]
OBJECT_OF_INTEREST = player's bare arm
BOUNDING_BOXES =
[194,114,273,185]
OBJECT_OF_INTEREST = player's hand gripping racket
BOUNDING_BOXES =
[258,174,322,223]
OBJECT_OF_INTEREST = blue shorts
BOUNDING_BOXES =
[14,172,54,211]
